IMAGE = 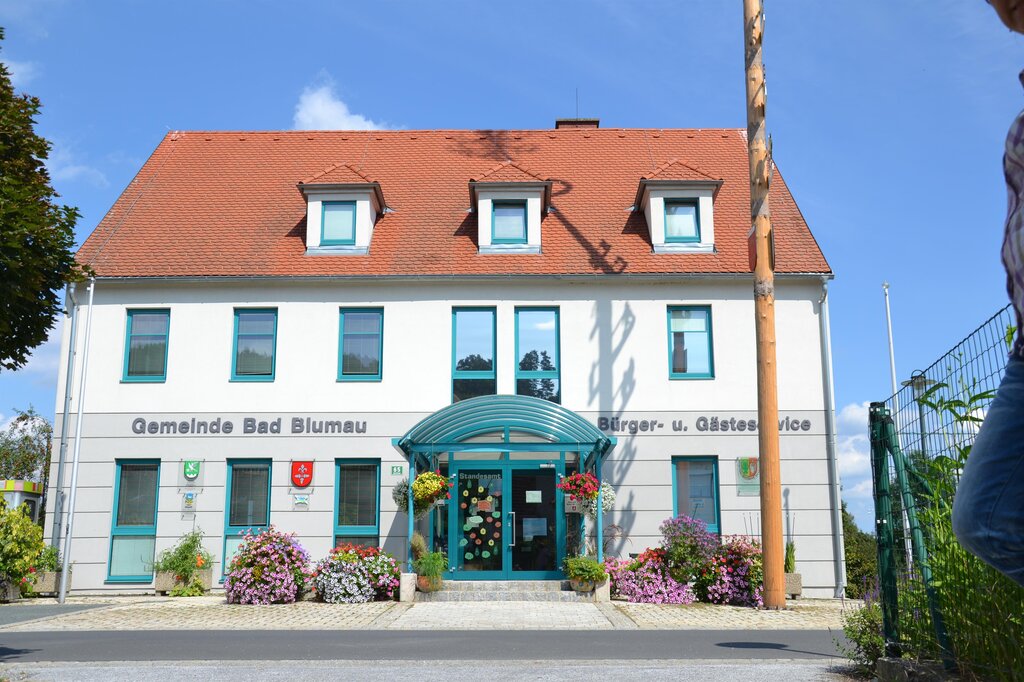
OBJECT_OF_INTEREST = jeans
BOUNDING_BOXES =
[952,354,1024,587]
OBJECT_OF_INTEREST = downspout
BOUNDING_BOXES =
[59,278,95,604]
[51,283,80,550]
[819,278,847,597]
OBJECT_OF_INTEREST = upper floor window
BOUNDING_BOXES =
[492,201,528,244]
[321,201,357,246]
[515,307,560,404]
[664,199,700,243]
[339,309,383,382]
[232,309,277,382]
[452,307,496,402]
[667,306,714,379]
[123,310,170,382]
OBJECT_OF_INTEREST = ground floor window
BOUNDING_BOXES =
[335,459,380,547]
[108,460,160,581]
[224,459,271,572]
[672,456,719,533]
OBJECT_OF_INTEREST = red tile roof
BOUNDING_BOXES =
[642,158,722,182]
[300,162,375,185]
[78,129,830,277]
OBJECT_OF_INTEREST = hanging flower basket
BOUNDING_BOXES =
[581,482,616,519]
[556,472,600,501]
[392,471,453,520]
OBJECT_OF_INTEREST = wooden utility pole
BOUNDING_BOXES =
[743,0,785,610]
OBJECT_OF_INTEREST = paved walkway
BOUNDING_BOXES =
[0,597,857,632]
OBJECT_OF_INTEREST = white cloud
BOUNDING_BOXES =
[533,319,556,331]
[845,478,874,499]
[293,75,386,131]
[20,317,63,386]
[46,143,108,188]
[4,59,39,88]
[836,401,872,477]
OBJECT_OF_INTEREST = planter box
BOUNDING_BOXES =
[33,570,71,595]
[1,580,20,602]
[155,567,213,595]
[785,572,803,599]
[416,575,443,593]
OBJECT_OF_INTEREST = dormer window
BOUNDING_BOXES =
[636,159,722,254]
[492,201,528,244]
[298,164,386,255]
[470,160,551,254]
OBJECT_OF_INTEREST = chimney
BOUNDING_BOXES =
[555,118,600,129]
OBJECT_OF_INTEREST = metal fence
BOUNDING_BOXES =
[869,304,1023,679]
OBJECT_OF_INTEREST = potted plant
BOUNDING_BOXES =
[0,500,45,601]
[563,555,607,592]
[414,550,447,593]
[153,529,214,596]
[784,540,802,599]
[32,545,69,595]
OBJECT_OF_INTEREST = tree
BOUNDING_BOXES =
[0,407,52,525]
[0,28,85,371]
[517,349,560,403]
[842,501,878,599]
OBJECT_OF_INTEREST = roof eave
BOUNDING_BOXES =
[297,181,387,212]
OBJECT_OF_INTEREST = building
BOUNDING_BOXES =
[46,120,844,596]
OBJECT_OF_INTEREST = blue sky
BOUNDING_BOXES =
[0,0,1021,531]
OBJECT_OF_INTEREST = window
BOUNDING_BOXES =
[452,307,496,402]
[491,201,528,244]
[515,307,560,404]
[321,201,357,245]
[232,309,277,381]
[673,457,719,533]
[339,309,383,381]
[667,306,714,379]
[224,460,272,571]
[122,310,170,382]
[335,460,380,547]
[108,460,160,581]
[664,199,701,242]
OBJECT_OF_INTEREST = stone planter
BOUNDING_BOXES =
[1,579,20,602]
[785,572,803,599]
[569,578,604,593]
[33,570,71,595]
[416,575,443,593]
[155,567,213,595]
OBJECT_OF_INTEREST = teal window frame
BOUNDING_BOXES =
[106,459,160,583]
[231,308,277,382]
[491,200,528,244]
[321,200,357,246]
[338,308,383,382]
[514,307,561,404]
[121,309,170,383]
[671,456,720,534]
[666,305,715,380]
[334,459,381,547]
[222,459,272,578]
[451,307,497,402]
[664,198,701,243]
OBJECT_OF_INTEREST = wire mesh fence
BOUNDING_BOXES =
[870,304,1023,679]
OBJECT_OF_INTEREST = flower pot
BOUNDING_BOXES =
[416,575,443,593]
[155,567,213,595]
[34,570,71,595]
[1,579,20,602]
[785,572,803,599]
[569,578,601,593]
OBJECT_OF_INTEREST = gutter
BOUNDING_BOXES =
[819,277,847,597]
[51,283,80,550]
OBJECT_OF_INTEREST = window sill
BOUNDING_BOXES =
[669,374,715,380]
[120,378,166,384]
[105,577,153,584]
[338,375,382,383]
[479,244,541,254]
[306,246,369,256]
[653,243,715,254]
[230,377,275,383]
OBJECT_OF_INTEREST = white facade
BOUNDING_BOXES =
[46,275,844,597]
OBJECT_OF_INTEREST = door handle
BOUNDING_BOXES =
[508,511,516,547]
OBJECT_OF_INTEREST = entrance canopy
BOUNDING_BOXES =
[393,394,615,466]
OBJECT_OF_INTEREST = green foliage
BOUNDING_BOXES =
[413,550,447,578]
[35,545,59,572]
[0,499,45,593]
[836,600,884,677]
[0,29,87,372]
[784,540,796,573]
[152,529,213,595]
[0,407,52,480]
[841,502,877,600]
[562,555,607,582]
[409,532,428,561]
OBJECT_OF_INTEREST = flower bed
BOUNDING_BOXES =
[605,548,695,604]
[311,544,400,604]
[224,526,311,605]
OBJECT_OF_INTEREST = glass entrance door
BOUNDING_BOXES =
[450,460,564,580]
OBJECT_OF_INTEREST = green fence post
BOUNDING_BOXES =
[869,402,901,657]
[881,408,955,668]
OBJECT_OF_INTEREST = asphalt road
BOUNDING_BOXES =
[0,629,846,662]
